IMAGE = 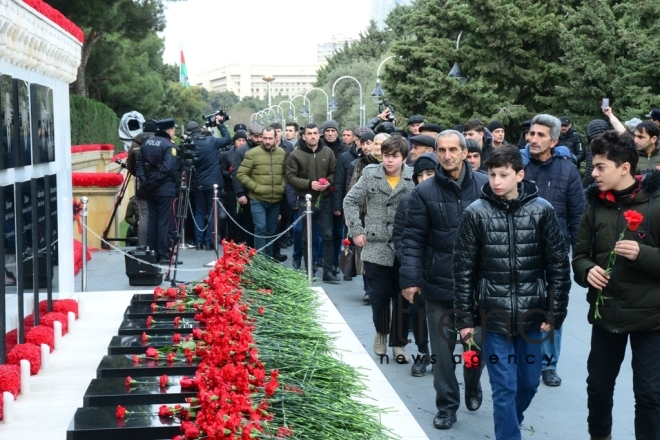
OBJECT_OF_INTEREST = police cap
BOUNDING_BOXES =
[157,118,177,130]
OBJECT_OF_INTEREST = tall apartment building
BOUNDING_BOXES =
[371,0,412,28]
[192,63,321,100]
[317,35,358,63]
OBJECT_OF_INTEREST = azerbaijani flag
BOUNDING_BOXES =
[180,47,189,88]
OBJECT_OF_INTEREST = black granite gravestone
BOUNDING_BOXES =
[118,317,201,335]
[124,304,197,320]
[83,376,196,406]
[66,404,182,440]
[107,335,194,355]
[130,292,200,306]
[97,355,198,378]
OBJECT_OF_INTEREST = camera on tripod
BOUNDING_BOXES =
[379,100,395,122]
[179,136,197,167]
[205,109,230,128]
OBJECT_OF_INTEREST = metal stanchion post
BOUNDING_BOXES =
[213,184,219,258]
[81,197,88,292]
[305,194,313,285]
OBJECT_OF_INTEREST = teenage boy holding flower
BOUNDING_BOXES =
[573,130,660,440]
[453,145,570,440]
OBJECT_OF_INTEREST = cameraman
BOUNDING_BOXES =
[135,118,180,263]
[186,116,231,250]
[126,119,157,249]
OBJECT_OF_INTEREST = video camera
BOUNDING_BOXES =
[205,109,230,128]
[379,100,395,123]
[178,136,197,167]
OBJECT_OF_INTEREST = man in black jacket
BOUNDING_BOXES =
[185,119,231,250]
[322,119,348,274]
[399,130,488,430]
[453,146,570,440]
[220,132,246,243]
[524,114,585,387]
[559,116,586,167]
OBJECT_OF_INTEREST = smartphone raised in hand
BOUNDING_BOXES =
[602,98,610,110]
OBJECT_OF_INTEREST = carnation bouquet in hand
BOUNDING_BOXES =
[594,209,643,319]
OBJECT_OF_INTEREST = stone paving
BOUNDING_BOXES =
[75,243,637,439]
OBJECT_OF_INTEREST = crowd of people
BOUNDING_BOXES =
[124,104,660,440]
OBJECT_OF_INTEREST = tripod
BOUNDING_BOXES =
[164,161,194,285]
[102,159,131,249]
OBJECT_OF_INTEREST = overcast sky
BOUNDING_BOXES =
[160,0,372,75]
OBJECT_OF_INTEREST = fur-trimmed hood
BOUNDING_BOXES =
[585,169,660,205]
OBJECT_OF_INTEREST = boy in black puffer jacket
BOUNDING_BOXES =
[453,146,570,440]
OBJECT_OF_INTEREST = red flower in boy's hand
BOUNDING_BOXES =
[624,209,644,231]
[318,178,329,186]
[463,350,480,368]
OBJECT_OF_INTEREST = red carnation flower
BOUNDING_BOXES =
[174,316,181,326]
[115,405,127,419]
[463,350,480,368]
[159,374,170,387]
[624,209,644,232]
[318,178,329,185]
[146,347,158,358]
[184,425,200,439]
[158,404,174,417]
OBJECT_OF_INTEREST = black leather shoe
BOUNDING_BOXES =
[322,271,340,284]
[465,388,483,411]
[542,370,562,387]
[204,244,213,251]
[292,259,301,270]
[332,265,339,276]
[195,244,202,250]
[433,410,457,429]
[411,353,431,377]
[273,253,288,263]
[343,275,353,281]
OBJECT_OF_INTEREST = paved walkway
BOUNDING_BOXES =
[74,244,637,439]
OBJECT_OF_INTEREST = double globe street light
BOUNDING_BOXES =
[303,87,330,123]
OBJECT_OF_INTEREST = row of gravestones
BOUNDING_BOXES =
[66,293,201,440]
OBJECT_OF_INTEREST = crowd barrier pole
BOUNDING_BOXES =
[81,196,88,292]
[305,194,313,285]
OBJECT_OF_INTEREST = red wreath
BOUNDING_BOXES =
[72,172,124,187]
[25,326,54,352]
[71,144,115,153]
[22,0,85,43]
[7,344,41,375]
[0,364,20,420]
[39,299,78,318]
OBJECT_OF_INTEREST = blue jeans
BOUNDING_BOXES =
[194,189,214,246]
[250,199,280,257]
[484,329,543,440]
[541,326,562,371]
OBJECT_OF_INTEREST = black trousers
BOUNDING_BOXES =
[409,301,429,353]
[147,196,174,260]
[299,197,334,273]
[587,325,660,439]
[237,197,254,248]
[364,259,410,347]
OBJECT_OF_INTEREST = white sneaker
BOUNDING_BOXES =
[392,346,411,364]
[373,332,387,356]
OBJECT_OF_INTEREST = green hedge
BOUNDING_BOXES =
[70,95,123,152]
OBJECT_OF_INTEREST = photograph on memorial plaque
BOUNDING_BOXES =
[30,84,54,163]
[48,175,58,266]
[0,74,14,169]
[14,80,32,166]
[3,184,17,291]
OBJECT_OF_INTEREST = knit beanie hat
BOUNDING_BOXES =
[466,138,482,154]
[321,120,340,133]
[586,119,610,143]
[413,153,438,184]
[487,120,505,132]
[233,131,248,143]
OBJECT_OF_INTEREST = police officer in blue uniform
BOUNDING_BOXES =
[135,118,180,263]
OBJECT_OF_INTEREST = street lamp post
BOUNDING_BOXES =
[290,95,311,123]
[448,32,468,84]
[303,87,330,122]
[279,100,296,123]
[263,107,276,124]
[269,104,285,123]
[330,76,365,127]
[371,55,395,103]
[263,75,275,108]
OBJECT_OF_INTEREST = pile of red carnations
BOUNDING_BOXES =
[0,299,79,420]
[128,241,394,439]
